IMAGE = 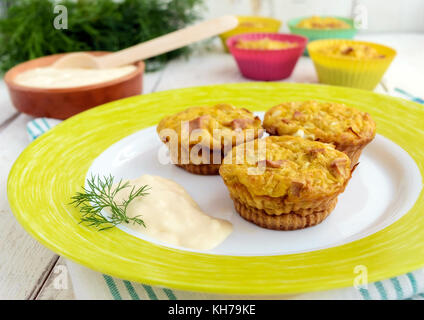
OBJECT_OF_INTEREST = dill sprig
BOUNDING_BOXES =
[70,174,150,231]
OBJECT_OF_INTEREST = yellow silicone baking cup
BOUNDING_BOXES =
[219,16,281,52]
[308,39,396,90]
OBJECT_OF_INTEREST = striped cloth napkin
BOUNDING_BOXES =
[25,88,424,300]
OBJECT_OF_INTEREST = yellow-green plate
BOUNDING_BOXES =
[7,83,424,294]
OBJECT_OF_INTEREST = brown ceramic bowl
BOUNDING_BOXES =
[4,52,145,120]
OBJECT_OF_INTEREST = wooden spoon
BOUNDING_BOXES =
[53,15,238,69]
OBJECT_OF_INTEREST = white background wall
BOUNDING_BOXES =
[202,0,424,32]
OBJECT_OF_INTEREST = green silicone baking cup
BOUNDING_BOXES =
[288,16,357,55]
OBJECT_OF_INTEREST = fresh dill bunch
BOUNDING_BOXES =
[0,0,204,73]
[70,174,150,231]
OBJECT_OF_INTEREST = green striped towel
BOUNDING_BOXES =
[26,89,424,300]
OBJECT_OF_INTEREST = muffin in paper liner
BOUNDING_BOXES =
[227,33,307,81]
[219,16,281,52]
[288,16,357,55]
[263,100,376,165]
[219,136,353,230]
[308,39,396,90]
[157,103,264,175]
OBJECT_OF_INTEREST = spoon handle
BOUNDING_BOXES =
[97,15,238,68]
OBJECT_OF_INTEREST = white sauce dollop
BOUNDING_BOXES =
[111,175,233,251]
[14,65,137,89]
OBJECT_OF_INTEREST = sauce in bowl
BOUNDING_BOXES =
[14,65,137,89]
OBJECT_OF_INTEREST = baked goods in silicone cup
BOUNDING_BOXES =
[219,16,281,52]
[295,16,352,29]
[307,39,396,90]
[227,33,307,81]
[157,104,264,175]
[263,100,376,165]
[288,16,357,56]
[219,136,353,230]
[235,37,299,50]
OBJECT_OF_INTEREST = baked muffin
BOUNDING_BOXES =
[157,103,263,175]
[296,16,351,29]
[318,42,386,59]
[219,136,353,230]
[263,100,376,165]
[235,37,299,50]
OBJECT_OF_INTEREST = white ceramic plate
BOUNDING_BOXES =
[87,112,422,256]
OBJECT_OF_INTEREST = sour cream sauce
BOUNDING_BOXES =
[14,65,136,89]
[111,175,233,251]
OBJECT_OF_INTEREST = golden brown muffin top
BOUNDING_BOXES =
[318,43,385,59]
[157,104,263,150]
[296,16,351,29]
[235,38,298,50]
[219,136,352,200]
[263,101,376,147]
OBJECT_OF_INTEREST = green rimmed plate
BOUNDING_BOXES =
[7,83,424,294]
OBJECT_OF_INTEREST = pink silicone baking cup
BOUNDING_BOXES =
[227,33,307,81]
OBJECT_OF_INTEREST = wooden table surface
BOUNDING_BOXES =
[0,33,423,300]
